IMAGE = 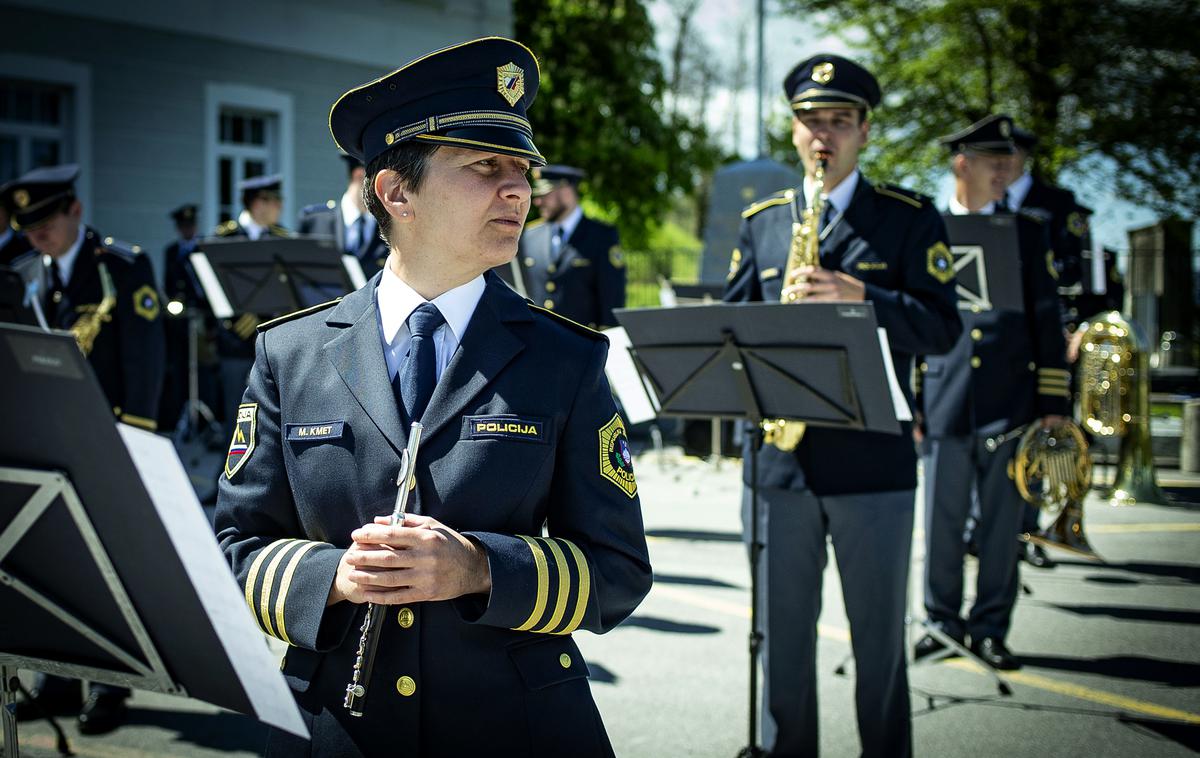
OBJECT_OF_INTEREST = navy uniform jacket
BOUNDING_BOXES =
[514,216,625,329]
[298,201,389,279]
[212,219,291,360]
[918,213,1070,438]
[724,176,962,495]
[36,228,165,430]
[214,271,652,757]
[1016,177,1085,289]
[0,230,32,266]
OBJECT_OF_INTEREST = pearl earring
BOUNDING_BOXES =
[401,212,409,217]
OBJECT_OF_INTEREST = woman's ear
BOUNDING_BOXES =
[374,169,413,223]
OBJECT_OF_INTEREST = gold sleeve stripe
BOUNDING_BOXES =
[1038,386,1071,398]
[534,537,572,634]
[274,540,321,645]
[119,413,157,431]
[555,539,591,635]
[259,541,305,638]
[243,539,298,631]
[513,536,550,632]
[1038,368,1071,378]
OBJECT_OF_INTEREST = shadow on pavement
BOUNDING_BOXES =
[1049,602,1200,625]
[620,616,721,635]
[1017,654,1200,687]
[1119,716,1200,751]
[123,708,267,752]
[645,528,742,543]
[586,662,618,684]
[652,573,739,589]
[1060,559,1200,586]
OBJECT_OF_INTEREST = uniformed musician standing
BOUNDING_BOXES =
[724,55,961,758]
[914,115,1070,671]
[298,154,389,278]
[513,165,625,329]
[159,203,214,432]
[0,200,33,264]
[1,164,165,734]
[214,38,651,757]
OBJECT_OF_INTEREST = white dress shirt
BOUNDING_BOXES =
[1006,172,1033,210]
[804,168,860,214]
[238,209,267,241]
[376,265,486,382]
[948,196,996,216]
[44,223,87,285]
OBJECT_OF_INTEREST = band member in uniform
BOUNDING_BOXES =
[1006,126,1086,289]
[724,55,961,758]
[0,199,33,264]
[214,38,651,757]
[914,115,1069,671]
[1,164,165,734]
[298,154,390,278]
[159,203,215,431]
[512,165,624,329]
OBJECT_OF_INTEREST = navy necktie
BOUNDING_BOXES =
[393,302,445,423]
[45,260,64,321]
[346,214,366,256]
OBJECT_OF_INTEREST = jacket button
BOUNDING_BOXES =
[970,304,981,313]
[397,607,414,628]
[543,299,554,309]
[919,362,928,372]
[1028,362,1037,371]
[970,356,982,368]
[396,676,416,697]
[547,264,557,274]
[545,281,557,293]
[559,654,572,669]
[970,328,982,341]
[524,257,534,267]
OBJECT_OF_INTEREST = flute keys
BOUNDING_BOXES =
[396,676,416,697]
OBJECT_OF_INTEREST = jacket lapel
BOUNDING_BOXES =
[417,273,531,442]
[822,176,878,264]
[324,275,408,454]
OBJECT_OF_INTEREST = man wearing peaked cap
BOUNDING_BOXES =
[0,183,33,265]
[914,114,1069,673]
[215,37,650,758]
[298,153,390,278]
[2,164,164,735]
[506,164,625,329]
[725,53,961,758]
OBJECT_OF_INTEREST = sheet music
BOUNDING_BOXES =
[602,326,659,424]
[343,255,368,291]
[189,252,235,319]
[876,328,912,422]
[117,425,308,738]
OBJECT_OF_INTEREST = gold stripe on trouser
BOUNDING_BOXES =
[260,541,306,638]
[513,536,550,631]
[274,541,321,645]
[555,539,591,635]
[243,539,298,634]
[535,537,572,634]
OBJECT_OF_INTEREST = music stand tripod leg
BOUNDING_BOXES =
[735,427,767,758]
[1,664,19,758]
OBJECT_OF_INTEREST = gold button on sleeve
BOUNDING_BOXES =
[559,653,572,669]
[970,328,982,341]
[397,607,414,629]
[547,264,557,274]
[970,356,982,368]
[396,676,416,697]
[545,281,557,293]
[543,299,555,309]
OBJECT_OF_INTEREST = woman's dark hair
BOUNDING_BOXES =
[361,141,438,245]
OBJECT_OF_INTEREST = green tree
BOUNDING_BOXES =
[514,0,721,247]
[775,0,1200,215]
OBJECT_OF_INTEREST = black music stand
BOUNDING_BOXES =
[615,302,904,757]
[0,323,307,757]
[943,214,1024,313]
[189,236,362,320]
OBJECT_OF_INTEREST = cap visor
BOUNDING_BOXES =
[414,126,545,166]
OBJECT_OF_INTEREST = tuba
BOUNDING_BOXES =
[761,158,826,452]
[1077,312,1167,506]
[71,262,117,356]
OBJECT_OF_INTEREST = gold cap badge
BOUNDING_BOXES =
[497,62,525,107]
[13,189,29,209]
[812,62,835,85]
[999,120,1011,137]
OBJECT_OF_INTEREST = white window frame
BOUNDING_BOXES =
[0,53,92,221]
[203,83,294,235]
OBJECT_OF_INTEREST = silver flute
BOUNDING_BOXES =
[344,421,423,716]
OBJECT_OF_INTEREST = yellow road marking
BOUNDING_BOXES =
[650,584,1200,723]
[1087,523,1200,534]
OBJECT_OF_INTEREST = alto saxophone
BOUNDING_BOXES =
[762,158,827,452]
[71,262,117,356]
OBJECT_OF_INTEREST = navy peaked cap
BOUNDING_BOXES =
[0,163,80,230]
[1011,125,1038,151]
[237,174,283,194]
[784,54,881,112]
[940,114,1016,155]
[170,203,198,223]
[531,165,584,196]
[329,37,545,167]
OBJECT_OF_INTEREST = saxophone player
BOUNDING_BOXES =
[0,164,164,734]
[724,55,961,758]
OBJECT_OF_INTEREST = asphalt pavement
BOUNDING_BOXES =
[10,448,1200,757]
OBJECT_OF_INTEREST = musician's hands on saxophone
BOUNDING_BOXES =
[782,264,867,302]
[326,514,492,607]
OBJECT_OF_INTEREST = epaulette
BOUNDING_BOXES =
[96,235,142,261]
[301,200,336,215]
[874,183,928,209]
[1017,208,1047,225]
[527,302,608,343]
[215,219,240,236]
[741,189,794,219]
[525,217,546,230]
[257,298,342,332]
[269,224,292,237]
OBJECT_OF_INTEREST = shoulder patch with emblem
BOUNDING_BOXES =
[598,413,637,498]
[608,245,625,269]
[926,242,954,284]
[225,402,258,479]
[1067,211,1088,237]
[132,284,160,321]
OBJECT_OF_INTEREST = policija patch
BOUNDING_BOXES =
[225,403,257,479]
[598,413,637,499]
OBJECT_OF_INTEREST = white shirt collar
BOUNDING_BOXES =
[1006,172,1033,210]
[556,204,584,241]
[340,191,364,228]
[948,195,996,216]
[44,224,86,285]
[376,264,486,379]
[238,209,266,241]
[804,168,859,213]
